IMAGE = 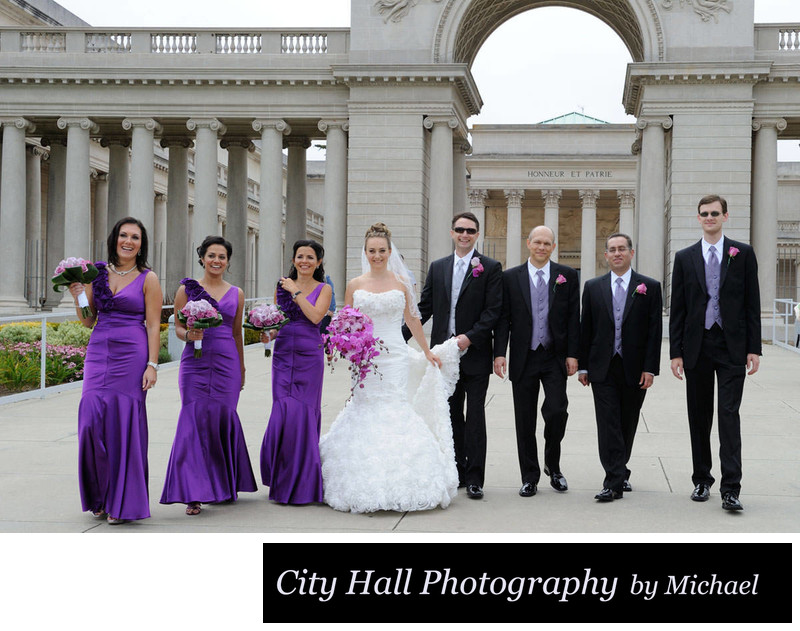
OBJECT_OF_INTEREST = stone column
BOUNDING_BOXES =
[285,136,310,253]
[26,145,47,305]
[122,118,162,236]
[161,137,192,297]
[92,172,108,261]
[453,138,470,215]
[542,189,562,261]
[504,189,524,268]
[579,189,600,292]
[187,118,226,255]
[0,117,35,310]
[252,119,290,297]
[153,192,167,285]
[468,188,488,251]
[102,138,131,231]
[424,116,458,261]
[636,116,671,284]
[247,228,257,296]
[318,119,349,307]
[57,117,98,270]
[752,118,786,313]
[222,137,253,292]
[617,189,636,243]
[42,137,66,307]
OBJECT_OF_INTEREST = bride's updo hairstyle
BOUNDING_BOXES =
[364,222,392,249]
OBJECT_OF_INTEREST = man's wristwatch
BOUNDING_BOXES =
[147,361,159,371]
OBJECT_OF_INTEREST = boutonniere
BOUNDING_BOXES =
[727,246,739,267]
[553,274,567,293]
[470,257,484,278]
[634,283,647,296]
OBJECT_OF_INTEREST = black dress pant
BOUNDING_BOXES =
[684,324,746,495]
[511,347,568,484]
[449,370,489,487]
[590,355,645,492]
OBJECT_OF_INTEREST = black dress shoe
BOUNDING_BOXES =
[466,484,484,499]
[549,472,568,492]
[594,488,623,501]
[622,480,632,493]
[721,492,743,511]
[519,482,537,497]
[691,484,711,502]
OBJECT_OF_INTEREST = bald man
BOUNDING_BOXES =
[493,226,580,497]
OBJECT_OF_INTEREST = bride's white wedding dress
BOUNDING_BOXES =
[319,289,461,513]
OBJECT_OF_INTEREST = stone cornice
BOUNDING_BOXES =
[332,64,482,117]
[624,61,773,115]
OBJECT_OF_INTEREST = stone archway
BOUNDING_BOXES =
[433,0,665,65]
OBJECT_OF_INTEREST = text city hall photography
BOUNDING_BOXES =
[0,0,797,626]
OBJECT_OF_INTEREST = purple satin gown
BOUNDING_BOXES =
[160,280,257,505]
[78,263,150,520]
[260,283,325,504]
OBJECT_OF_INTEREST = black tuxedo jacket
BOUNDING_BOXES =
[408,251,503,375]
[579,271,663,386]
[493,261,580,382]
[669,237,761,369]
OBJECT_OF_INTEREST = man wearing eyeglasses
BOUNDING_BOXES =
[493,226,579,498]
[578,233,662,502]
[409,211,502,499]
[669,194,761,511]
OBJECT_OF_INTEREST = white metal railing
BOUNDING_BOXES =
[772,298,800,353]
[0,296,272,404]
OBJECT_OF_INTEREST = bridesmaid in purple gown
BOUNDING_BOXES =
[70,217,163,525]
[161,236,257,515]
[260,239,332,504]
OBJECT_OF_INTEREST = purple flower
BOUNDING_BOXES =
[727,246,739,267]
[634,283,647,296]
[322,306,388,396]
[553,274,567,293]
[470,257,484,278]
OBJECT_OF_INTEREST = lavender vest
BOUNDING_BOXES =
[530,269,551,350]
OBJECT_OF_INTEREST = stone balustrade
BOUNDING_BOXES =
[755,24,800,53]
[1,28,347,57]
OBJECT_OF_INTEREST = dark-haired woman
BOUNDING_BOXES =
[260,240,332,504]
[70,217,162,524]
[160,236,257,515]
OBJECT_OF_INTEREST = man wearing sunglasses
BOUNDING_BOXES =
[409,211,502,499]
[669,194,762,511]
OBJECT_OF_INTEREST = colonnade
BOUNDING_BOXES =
[0,116,351,313]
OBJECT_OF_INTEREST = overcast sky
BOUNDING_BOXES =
[55,0,800,159]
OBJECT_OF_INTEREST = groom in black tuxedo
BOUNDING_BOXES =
[406,211,502,499]
[493,226,579,497]
[578,233,662,501]
[669,194,761,511]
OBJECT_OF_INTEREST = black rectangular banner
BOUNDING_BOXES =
[263,543,791,623]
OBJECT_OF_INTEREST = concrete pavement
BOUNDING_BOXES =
[0,340,798,533]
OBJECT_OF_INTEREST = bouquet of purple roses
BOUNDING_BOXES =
[244,303,289,356]
[51,257,99,318]
[322,305,387,394]
[178,299,223,358]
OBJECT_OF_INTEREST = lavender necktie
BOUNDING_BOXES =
[613,277,625,356]
[704,246,722,329]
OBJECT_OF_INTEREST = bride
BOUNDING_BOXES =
[319,223,461,513]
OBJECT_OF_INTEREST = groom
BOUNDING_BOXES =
[405,212,502,499]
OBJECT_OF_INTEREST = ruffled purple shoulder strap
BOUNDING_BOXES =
[91,262,113,311]
[180,277,220,310]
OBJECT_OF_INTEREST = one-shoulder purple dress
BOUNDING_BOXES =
[260,283,325,504]
[78,263,150,520]
[160,280,257,505]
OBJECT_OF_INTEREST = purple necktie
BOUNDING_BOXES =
[613,277,624,356]
[704,246,722,329]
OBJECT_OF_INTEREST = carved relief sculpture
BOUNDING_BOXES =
[661,0,732,23]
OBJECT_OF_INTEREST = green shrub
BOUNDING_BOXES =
[48,320,92,347]
[0,323,52,344]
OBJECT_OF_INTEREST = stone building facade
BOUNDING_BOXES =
[0,0,798,327]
